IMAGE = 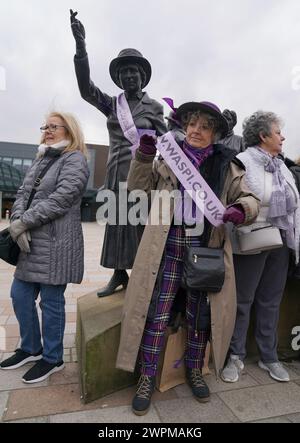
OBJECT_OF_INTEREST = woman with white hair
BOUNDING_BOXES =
[0,112,89,383]
[222,111,300,383]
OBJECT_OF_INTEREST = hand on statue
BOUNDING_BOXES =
[139,134,157,156]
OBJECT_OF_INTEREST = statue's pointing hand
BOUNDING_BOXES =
[70,9,86,42]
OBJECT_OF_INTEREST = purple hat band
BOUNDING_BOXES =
[199,101,222,113]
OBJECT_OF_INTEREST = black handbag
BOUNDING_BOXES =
[182,245,225,293]
[0,228,20,265]
[0,156,59,266]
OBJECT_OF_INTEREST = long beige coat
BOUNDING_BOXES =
[116,149,260,376]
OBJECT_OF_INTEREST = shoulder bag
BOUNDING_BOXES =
[182,243,225,293]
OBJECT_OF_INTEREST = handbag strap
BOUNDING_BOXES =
[26,157,60,210]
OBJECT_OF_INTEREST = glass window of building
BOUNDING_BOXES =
[2,157,12,164]
[12,158,23,170]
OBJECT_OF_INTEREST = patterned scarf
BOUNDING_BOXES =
[254,147,297,248]
[174,139,213,225]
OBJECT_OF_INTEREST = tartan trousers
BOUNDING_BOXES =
[139,225,211,376]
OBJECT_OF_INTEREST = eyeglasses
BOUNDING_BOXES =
[40,124,67,133]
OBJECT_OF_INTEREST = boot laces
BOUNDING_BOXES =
[136,375,154,399]
[190,369,206,387]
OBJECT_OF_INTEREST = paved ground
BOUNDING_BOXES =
[0,220,300,423]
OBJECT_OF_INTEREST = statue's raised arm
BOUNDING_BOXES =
[70,9,112,116]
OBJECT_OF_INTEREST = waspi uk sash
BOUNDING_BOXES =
[156,132,225,227]
[116,92,155,157]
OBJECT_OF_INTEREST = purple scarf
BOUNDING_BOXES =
[174,140,213,225]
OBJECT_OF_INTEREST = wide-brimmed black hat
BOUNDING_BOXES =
[109,48,152,89]
[176,101,229,138]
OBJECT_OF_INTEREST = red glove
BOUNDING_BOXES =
[139,134,157,155]
[223,204,245,225]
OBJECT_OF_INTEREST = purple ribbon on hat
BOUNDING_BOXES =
[162,97,182,127]
[162,97,177,112]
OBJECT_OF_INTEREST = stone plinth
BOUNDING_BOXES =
[76,290,136,403]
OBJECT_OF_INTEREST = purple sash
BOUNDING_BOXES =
[156,132,225,227]
[116,92,155,157]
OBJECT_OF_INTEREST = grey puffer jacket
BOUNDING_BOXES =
[11,148,90,285]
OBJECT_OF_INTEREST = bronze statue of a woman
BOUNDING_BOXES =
[70,10,167,297]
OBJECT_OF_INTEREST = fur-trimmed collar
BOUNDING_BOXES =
[38,139,69,156]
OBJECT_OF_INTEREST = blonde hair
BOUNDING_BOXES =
[40,111,88,158]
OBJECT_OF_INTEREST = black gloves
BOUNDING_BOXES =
[70,9,87,58]
[139,135,157,155]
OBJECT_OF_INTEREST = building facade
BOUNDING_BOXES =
[0,141,109,220]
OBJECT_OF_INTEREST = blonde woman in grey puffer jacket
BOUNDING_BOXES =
[0,112,89,383]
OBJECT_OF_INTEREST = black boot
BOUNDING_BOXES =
[186,368,210,402]
[132,374,156,416]
[97,270,129,298]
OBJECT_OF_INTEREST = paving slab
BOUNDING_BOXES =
[0,391,9,421]
[65,299,77,305]
[7,416,49,423]
[1,306,14,316]
[154,394,239,423]
[245,362,300,384]
[0,315,8,325]
[49,363,79,386]
[218,382,300,422]
[65,305,77,313]
[63,334,75,348]
[50,404,161,423]
[3,382,177,421]
[66,312,77,322]
[251,416,292,423]
[6,316,18,325]
[65,323,76,334]
[0,365,48,391]
[3,337,19,352]
[4,384,84,421]
[175,372,258,399]
[4,324,20,338]
[286,413,300,423]
[285,360,300,377]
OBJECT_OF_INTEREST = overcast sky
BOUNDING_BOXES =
[1,0,300,158]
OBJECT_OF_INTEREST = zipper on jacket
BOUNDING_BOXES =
[50,222,56,241]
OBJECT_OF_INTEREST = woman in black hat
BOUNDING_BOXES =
[70,10,167,297]
[116,100,260,415]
